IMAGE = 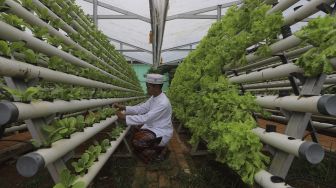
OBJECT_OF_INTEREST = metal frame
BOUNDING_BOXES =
[84,0,150,23]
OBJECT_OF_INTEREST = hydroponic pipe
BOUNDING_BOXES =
[267,0,299,14]
[234,46,312,73]
[0,56,138,93]
[31,0,127,76]
[245,0,334,64]
[253,127,324,164]
[256,95,336,115]
[5,0,134,85]
[243,75,336,89]
[255,114,336,134]
[255,170,293,188]
[0,21,136,90]
[245,35,302,64]
[75,126,131,187]
[0,97,144,126]
[4,124,27,134]
[229,63,303,84]
[16,116,118,177]
[283,0,334,26]
[58,0,126,72]
[265,109,336,123]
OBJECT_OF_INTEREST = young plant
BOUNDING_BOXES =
[75,115,85,131]
[0,0,9,12]
[24,49,41,64]
[0,14,26,30]
[108,127,123,140]
[31,26,49,40]
[10,41,26,54]
[21,0,36,11]
[86,145,102,162]
[57,117,77,138]
[84,111,98,126]
[36,7,50,22]
[47,35,63,47]
[3,86,39,103]
[98,139,111,153]
[53,169,85,188]
[50,18,63,30]
[42,124,63,146]
[0,40,11,57]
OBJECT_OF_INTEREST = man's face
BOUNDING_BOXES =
[146,83,155,96]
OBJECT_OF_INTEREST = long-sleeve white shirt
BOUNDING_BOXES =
[125,92,173,146]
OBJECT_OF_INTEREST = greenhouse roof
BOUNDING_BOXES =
[75,0,325,66]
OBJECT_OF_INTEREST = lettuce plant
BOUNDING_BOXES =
[53,169,85,188]
[3,86,39,103]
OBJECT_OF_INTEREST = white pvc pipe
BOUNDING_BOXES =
[256,95,336,115]
[0,57,138,92]
[255,170,293,188]
[16,116,119,177]
[258,114,336,134]
[246,36,302,64]
[229,63,303,83]
[283,0,334,26]
[243,74,336,89]
[30,0,131,78]
[245,0,332,64]
[5,0,134,84]
[76,126,131,187]
[4,124,27,134]
[55,1,126,71]
[14,97,143,120]
[0,21,136,90]
[267,0,300,14]
[253,127,324,164]
[235,46,312,73]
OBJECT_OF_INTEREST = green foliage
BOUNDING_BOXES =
[99,139,111,153]
[168,0,281,185]
[24,49,41,64]
[100,107,117,120]
[50,18,64,29]
[0,0,9,11]
[108,126,124,140]
[31,26,49,40]
[36,7,50,21]
[10,41,26,53]
[0,40,11,57]
[53,169,85,188]
[0,13,26,30]
[295,15,336,76]
[21,0,36,11]
[47,35,63,47]
[71,145,102,176]
[3,86,39,103]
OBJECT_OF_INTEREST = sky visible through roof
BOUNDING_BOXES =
[75,0,325,65]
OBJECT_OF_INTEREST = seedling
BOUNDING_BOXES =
[3,86,39,103]
[53,169,85,188]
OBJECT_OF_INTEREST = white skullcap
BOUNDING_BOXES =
[146,74,164,84]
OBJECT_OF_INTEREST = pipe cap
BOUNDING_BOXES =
[0,101,19,126]
[16,153,45,177]
[299,142,324,164]
[317,95,336,115]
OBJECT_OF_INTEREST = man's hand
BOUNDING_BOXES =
[116,111,126,120]
[113,103,125,111]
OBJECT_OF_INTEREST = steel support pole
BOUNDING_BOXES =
[93,0,98,26]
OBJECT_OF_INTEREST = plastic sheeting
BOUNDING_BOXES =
[75,0,327,65]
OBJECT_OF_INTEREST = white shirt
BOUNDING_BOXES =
[125,92,173,146]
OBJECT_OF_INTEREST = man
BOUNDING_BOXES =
[114,74,173,163]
